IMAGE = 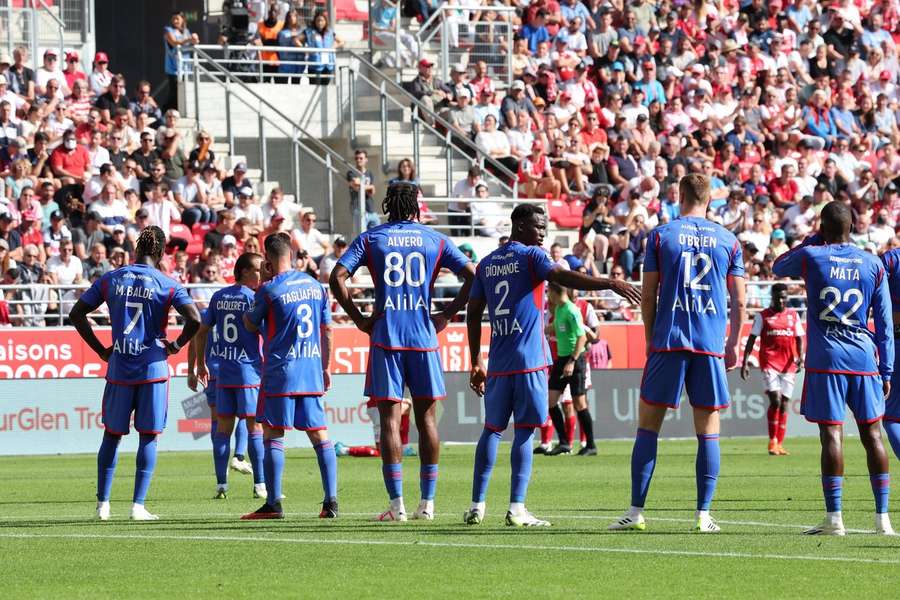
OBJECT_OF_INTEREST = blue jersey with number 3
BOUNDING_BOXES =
[644,216,744,356]
[203,285,261,387]
[337,221,470,351]
[470,241,559,375]
[246,271,331,396]
[774,236,893,378]
[80,263,192,384]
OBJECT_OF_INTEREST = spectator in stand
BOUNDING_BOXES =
[163,12,199,109]
[130,130,159,178]
[299,9,343,85]
[449,165,483,236]
[82,242,109,279]
[0,101,18,148]
[50,130,90,185]
[518,140,560,198]
[617,212,649,279]
[0,213,22,259]
[188,130,220,175]
[277,10,304,83]
[63,52,86,92]
[73,211,105,260]
[475,114,517,175]
[105,225,133,260]
[405,58,444,123]
[345,149,377,234]
[203,210,235,256]
[469,183,505,238]
[7,47,35,100]
[46,238,82,286]
[95,75,130,125]
[221,162,251,207]
[88,52,112,97]
[291,210,330,264]
[35,50,68,97]
[157,127,185,182]
[371,0,420,69]
[129,80,162,125]
[521,10,551,53]
[144,181,180,237]
[173,160,213,227]
[318,234,347,284]
[253,4,284,82]
[191,260,220,309]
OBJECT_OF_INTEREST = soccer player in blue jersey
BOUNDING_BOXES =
[240,233,337,520]
[775,201,895,536]
[881,247,900,463]
[69,226,201,521]
[331,182,476,522]
[464,203,641,526]
[194,252,267,500]
[608,174,746,533]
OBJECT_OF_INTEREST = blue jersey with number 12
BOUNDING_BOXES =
[80,263,192,384]
[246,271,331,396]
[644,216,744,356]
[337,221,470,351]
[774,236,893,378]
[470,241,559,375]
[203,285,261,387]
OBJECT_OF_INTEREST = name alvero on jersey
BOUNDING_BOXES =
[483,258,523,337]
[673,231,719,315]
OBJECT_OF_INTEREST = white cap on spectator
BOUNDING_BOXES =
[5,259,16,271]
[510,80,525,91]
[238,185,254,197]
[222,234,237,247]
[112,224,125,233]
[452,63,467,73]
[0,73,7,86]
[0,52,11,65]
[234,162,248,172]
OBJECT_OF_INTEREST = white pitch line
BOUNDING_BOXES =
[0,531,896,566]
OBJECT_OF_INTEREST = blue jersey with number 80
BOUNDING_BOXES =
[645,216,744,356]
[337,221,470,351]
[246,271,331,396]
[774,236,893,378]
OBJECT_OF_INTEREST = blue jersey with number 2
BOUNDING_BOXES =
[644,216,744,356]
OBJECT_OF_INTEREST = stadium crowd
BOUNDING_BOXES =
[2,0,900,326]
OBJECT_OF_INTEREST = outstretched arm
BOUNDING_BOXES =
[548,269,642,304]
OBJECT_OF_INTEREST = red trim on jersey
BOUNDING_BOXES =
[135,428,163,434]
[857,415,884,425]
[806,368,880,376]
[216,384,262,389]
[877,267,885,287]
[297,426,328,431]
[649,347,725,358]
[485,423,505,433]
[265,295,276,343]
[371,342,439,352]
[804,416,844,425]
[884,415,900,423]
[486,365,550,377]
[429,239,444,293]
[641,396,678,409]
[105,376,169,385]
[514,422,544,429]
[730,239,739,262]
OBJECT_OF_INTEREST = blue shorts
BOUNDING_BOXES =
[484,370,548,431]
[257,393,326,431]
[801,371,884,425]
[102,380,168,435]
[205,381,217,407]
[364,346,446,407]
[217,386,259,418]
[640,351,729,410]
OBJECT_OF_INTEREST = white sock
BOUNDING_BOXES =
[390,497,406,514]
[217,483,228,492]
[627,506,643,518]
[508,502,525,515]
[826,511,843,524]
[876,513,892,528]
[97,500,109,508]
[470,501,486,514]
[696,509,710,520]
[419,499,434,510]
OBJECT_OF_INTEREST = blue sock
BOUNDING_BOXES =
[212,431,230,486]
[420,464,438,501]
[630,428,658,508]
[885,421,900,460]
[133,434,158,504]
[210,418,218,447]
[822,476,843,513]
[871,473,890,514]
[314,440,338,500]
[248,431,265,485]
[264,438,285,506]
[510,428,534,503]
[382,463,403,500]
[96,433,120,502]
[472,428,502,502]
[233,418,248,459]
[696,433,721,511]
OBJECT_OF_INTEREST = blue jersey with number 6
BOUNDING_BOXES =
[337,221,470,351]
[774,236,893,378]
[202,285,261,387]
[245,271,331,396]
[470,241,559,375]
[644,216,744,356]
[80,263,192,384]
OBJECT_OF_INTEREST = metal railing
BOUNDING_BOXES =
[184,43,337,82]
[374,196,544,238]
[178,45,366,235]
[1,0,65,62]
[338,50,518,198]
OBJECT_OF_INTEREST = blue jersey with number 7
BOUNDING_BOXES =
[337,221,470,351]
[245,271,331,396]
[644,216,744,356]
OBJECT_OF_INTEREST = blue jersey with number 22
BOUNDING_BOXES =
[644,216,744,356]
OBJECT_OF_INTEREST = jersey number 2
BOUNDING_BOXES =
[818,287,863,326]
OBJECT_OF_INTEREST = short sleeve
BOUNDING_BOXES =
[79,276,105,309]
[320,284,332,325]
[246,287,269,327]
[643,229,660,273]
[568,304,584,335]
[440,237,471,274]
[727,239,745,278]
[171,283,192,307]
[528,246,558,282]
[750,313,763,336]
[584,303,600,329]
[336,233,367,275]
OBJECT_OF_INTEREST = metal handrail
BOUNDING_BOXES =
[341,50,518,196]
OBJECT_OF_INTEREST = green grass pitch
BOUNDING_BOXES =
[1,437,898,599]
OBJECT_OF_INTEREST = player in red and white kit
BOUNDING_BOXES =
[740,283,804,456]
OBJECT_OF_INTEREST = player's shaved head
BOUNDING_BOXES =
[820,200,851,243]
[679,173,711,209]
[510,203,547,246]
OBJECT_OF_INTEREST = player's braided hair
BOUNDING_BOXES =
[382,182,420,222]
[135,226,166,260]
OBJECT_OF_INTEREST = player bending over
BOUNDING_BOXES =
[465,203,641,526]
[69,226,200,521]
[241,233,337,520]
[609,174,745,534]
[774,201,894,536]
[879,248,900,462]
[194,253,267,500]
[331,182,475,522]
[740,282,804,455]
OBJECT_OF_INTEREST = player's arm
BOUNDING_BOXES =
[69,298,111,361]
[640,270,659,356]
[873,269,895,398]
[433,262,477,333]
[193,322,211,388]
[187,337,198,391]
[168,300,201,356]
[772,233,821,278]
[741,312,762,380]
[321,323,333,390]
[547,269,642,305]
[794,334,804,370]
[466,295,488,397]
[330,264,377,333]
[725,275,746,370]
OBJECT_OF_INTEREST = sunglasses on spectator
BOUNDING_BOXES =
[304,216,317,222]
[25,253,38,259]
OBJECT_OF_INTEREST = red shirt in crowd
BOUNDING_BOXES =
[50,144,90,179]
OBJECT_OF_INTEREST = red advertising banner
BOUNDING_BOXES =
[0,323,764,379]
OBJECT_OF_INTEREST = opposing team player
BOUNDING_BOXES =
[740,283,804,455]
[240,234,337,520]
[608,174,745,533]
[331,182,475,522]
[69,226,200,521]
[774,201,894,536]
[880,247,900,461]
[465,204,641,526]
[194,253,267,500]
